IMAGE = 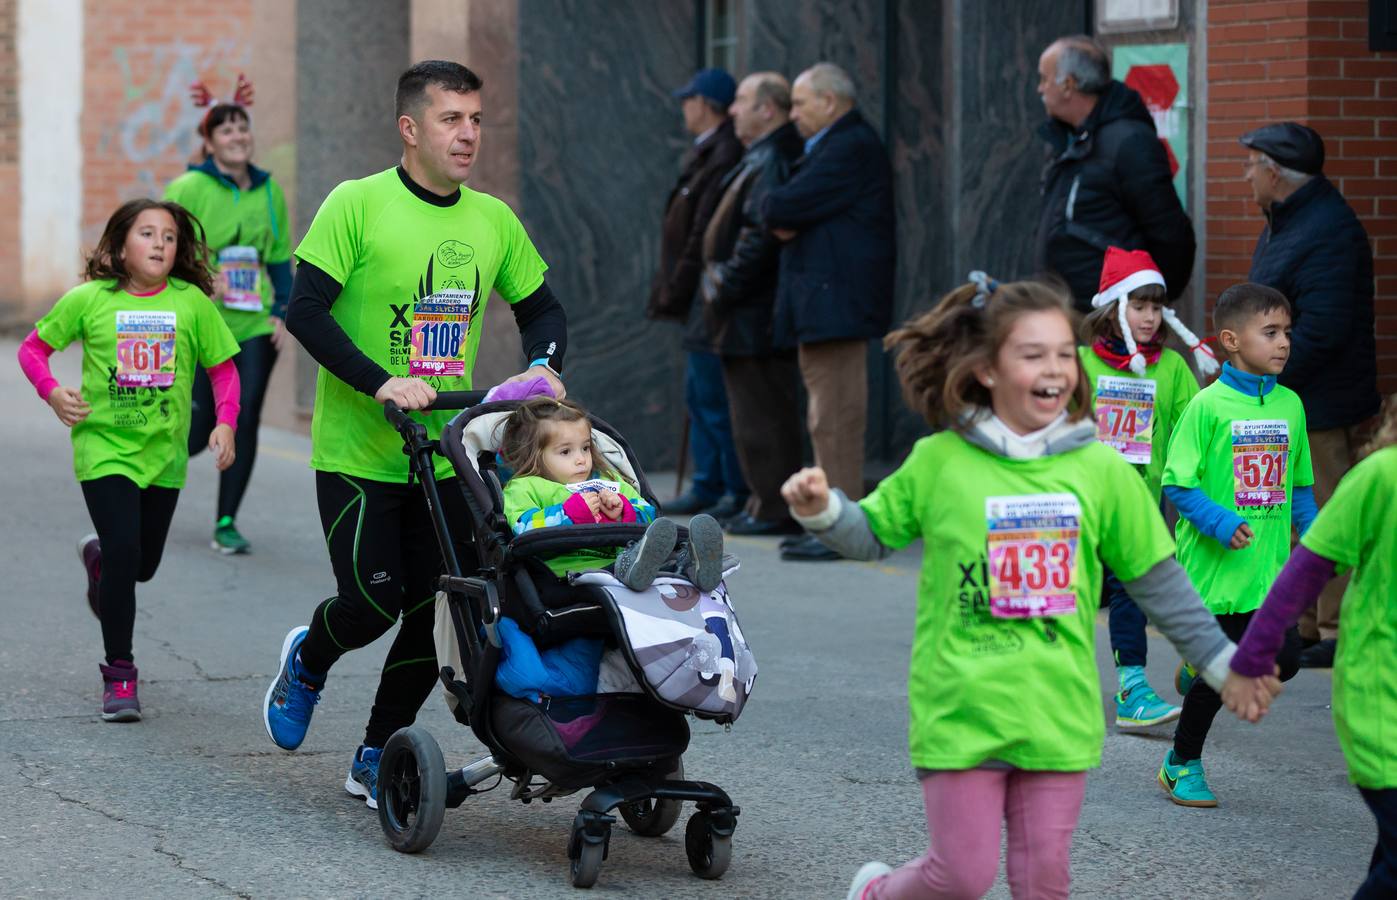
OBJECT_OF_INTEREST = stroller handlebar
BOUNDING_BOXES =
[382,390,491,429]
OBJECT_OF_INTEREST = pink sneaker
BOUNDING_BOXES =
[77,534,101,619]
[100,661,141,722]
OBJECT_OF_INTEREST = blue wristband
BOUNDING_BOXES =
[529,357,562,377]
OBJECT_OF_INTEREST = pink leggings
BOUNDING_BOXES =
[868,768,1087,900]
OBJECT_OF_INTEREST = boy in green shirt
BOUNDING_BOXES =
[1158,283,1318,807]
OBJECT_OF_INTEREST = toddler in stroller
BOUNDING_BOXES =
[375,390,752,889]
[497,396,728,596]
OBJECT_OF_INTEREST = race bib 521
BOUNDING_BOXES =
[218,246,262,312]
[985,493,1081,619]
[409,289,474,377]
[114,310,177,387]
[1094,375,1156,465]
[1232,419,1289,507]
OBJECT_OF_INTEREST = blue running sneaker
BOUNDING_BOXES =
[1158,749,1218,808]
[263,626,323,750]
[345,745,381,809]
[1175,660,1198,696]
[1115,666,1181,730]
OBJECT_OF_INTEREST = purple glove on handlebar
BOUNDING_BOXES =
[483,375,557,403]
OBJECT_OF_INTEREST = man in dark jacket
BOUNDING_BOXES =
[649,68,747,517]
[1035,36,1195,311]
[696,72,805,537]
[762,62,896,562]
[1241,121,1381,668]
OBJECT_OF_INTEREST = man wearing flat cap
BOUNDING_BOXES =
[1241,121,1381,669]
[649,67,748,518]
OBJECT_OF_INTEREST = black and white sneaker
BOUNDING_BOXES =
[614,518,678,591]
[682,514,725,593]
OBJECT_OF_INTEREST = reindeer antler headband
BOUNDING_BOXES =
[189,73,255,133]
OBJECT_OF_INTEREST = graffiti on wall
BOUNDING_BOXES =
[90,37,250,237]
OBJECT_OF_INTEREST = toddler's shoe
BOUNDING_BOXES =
[263,626,324,750]
[846,861,893,900]
[77,534,101,619]
[1158,749,1217,808]
[1175,660,1198,696]
[345,745,381,809]
[100,660,141,722]
[1115,665,1181,729]
[614,517,678,591]
[681,513,726,593]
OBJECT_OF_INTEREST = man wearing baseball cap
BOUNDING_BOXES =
[1241,121,1381,669]
[648,67,748,519]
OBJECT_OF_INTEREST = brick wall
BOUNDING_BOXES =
[80,0,254,248]
[0,0,18,304]
[1206,0,1397,397]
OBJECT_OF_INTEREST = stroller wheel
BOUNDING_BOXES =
[377,726,447,854]
[568,811,612,889]
[570,840,604,889]
[685,811,733,880]
[619,758,684,837]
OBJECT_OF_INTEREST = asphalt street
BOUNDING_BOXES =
[0,338,1371,899]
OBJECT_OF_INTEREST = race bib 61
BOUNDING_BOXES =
[985,493,1082,619]
[114,310,177,387]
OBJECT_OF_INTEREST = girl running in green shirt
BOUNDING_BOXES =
[16,199,242,722]
[779,275,1235,900]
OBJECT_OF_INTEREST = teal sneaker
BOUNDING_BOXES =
[1175,661,1198,696]
[1115,667,1181,729]
[1158,749,1218,808]
[212,516,251,555]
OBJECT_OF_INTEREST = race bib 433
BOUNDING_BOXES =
[218,246,263,312]
[1094,375,1156,465]
[409,289,474,377]
[1232,420,1289,507]
[114,310,177,387]
[985,493,1081,619]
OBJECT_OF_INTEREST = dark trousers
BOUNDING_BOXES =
[188,334,278,520]
[298,471,476,748]
[1357,787,1397,899]
[721,352,802,521]
[1173,610,1302,760]
[1104,569,1147,668]
[80,475,181,664]
[685,350,747,502]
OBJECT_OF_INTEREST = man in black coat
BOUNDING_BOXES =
[1241,121,1381,668]
[1035,36,1196,311]
[696,72,805,537]
[649,68,747,517]
[762,62,896,561]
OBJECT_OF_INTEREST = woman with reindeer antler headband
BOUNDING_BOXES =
[165,73,291,556]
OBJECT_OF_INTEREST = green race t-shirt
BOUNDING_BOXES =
[503,473,648,577]
[1162,379,1314,615]
[1078,346,1199,501]
[858,431,1176,772]
[164,168,291,342]
[1299,446,1397,789]
[34,278,240,489]
[295,169,549,481]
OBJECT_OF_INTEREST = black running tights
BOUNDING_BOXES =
[298,471,475,748]
[188,333,277,520]
[1173,610,1302,760]
[80,475,180,665]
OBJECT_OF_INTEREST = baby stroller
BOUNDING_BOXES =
[377,391,755,889]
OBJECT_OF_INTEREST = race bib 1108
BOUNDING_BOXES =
[1232,419,1289,507]
[1094,375,1156,465]
[409,289,474,377]
[114,310,177,387]
[985,493,1081,619]
[218,246,262,312]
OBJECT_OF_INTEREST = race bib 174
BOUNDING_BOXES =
[1232,419,1289,507]
[409,289,474,377]
[1094,375,1156,466]
[218,246,263,312]
[985,493,1082,619]
[114,310,177,388]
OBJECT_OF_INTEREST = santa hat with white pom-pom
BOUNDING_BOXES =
[1090,247,1219,377]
